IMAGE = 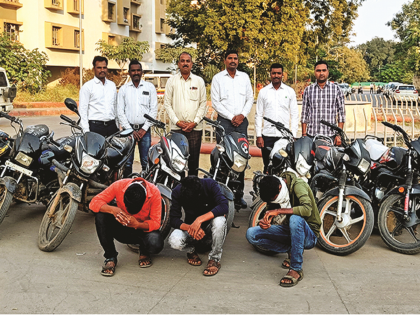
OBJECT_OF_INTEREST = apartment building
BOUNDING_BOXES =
[0,0,173,80]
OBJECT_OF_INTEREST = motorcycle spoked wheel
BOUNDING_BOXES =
[38,192,78,252]
[378,194,420,255]
[0,184,13,226]
[247,199,277,256]
[317,195,374,256]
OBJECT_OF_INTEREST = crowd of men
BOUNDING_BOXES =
[80,51,345,287]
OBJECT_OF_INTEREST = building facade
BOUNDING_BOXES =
[0,0,174,80]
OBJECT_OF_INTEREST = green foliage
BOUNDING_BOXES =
[0,33,50,93]
[155,47,198,64]
[336,47,370,84]
[95,37,149,72]
[14,84,80,103]
[378,61,414,84]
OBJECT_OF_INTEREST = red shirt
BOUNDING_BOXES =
[89,178,161,232]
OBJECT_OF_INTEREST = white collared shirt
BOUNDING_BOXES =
[79,77,117,132]
[164,73,207,130]
[210,69,254,120]
[255,82,299,137]
[117,80,158,131]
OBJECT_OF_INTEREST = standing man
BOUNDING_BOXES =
[370,83,374,94]
[255,63,299,173]
[168,176,229,276]
[301,60,345,145]
[118,60,158,177]
[211,49,254,207]
[164,52,207,176]
[79,56,119,137]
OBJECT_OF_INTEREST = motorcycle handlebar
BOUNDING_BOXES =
[0,112,18,123]
[263,117,284,128]
[144,114,165,128]
[320,120,342,132]
[382,121,410,144]
[60,114,76,125]
[50,138,61,147]
[52,159,69,173]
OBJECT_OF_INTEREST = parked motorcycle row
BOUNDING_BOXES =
[0,98,418,257]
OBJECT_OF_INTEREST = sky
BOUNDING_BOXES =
[350,0,411,46]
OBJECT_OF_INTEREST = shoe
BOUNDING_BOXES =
[239,197,247,209]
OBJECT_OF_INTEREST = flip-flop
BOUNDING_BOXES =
[101,257,117,277]
[280,269,304,287]
[138,255,153,268]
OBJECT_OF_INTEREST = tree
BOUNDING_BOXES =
[0,33,50,93]
[95,37,149,73]
[336,47,370,83]
[378,61,414,84]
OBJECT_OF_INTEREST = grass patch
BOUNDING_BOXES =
[14,84,79,103]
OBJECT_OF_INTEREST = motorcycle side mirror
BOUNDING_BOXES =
[64,98,80,116]
[120,128,133,137]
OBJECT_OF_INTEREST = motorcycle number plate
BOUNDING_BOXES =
[161,164,181,181]
[5,160,33,176]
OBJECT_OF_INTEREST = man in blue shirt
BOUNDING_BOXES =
[168,176,229,276]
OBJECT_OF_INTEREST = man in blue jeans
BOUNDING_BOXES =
[246,173,321,287]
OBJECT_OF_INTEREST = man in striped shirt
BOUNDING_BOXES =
[301,61,345,145]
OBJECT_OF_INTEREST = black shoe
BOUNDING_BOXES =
[239,197,247,209]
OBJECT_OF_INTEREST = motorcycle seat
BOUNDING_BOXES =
[24,124,50,138]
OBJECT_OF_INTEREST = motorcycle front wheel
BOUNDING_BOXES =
[38,191,78,252]
[378,194,420,255]
[159,196,171,239]
[0,184,13,226]
[317,195,374,255]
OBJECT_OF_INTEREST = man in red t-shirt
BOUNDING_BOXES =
[90,178,163,276]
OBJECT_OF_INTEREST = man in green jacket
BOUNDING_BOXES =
[246,172,321,287]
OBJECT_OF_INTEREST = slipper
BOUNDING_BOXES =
[138,255,153,268]
[101,257,117,277]
[281,258,290,269]
[187,251,202,266]
[280,269,304,287]
[203,259,221,276]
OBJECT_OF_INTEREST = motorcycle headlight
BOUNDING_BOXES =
[232,151,247,173]
[15,152,33,167]
[357,158,370,174]
[295,153,311,177]
[80,153,101,174]
[172,149,187,173]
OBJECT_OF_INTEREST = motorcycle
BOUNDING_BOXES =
[376,122,420,254]
[358,86,363,94]
[310,120,374,255]
[0,111,74,228]
[198,117,251,210]
[37,98,135,252]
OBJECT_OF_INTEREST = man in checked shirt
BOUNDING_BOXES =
[301,60,345,145]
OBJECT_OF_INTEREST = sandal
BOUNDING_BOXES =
[203,259,221,276]
[138,255,153,268]
[101,257,117,277]
[187,252,202,266]
[280,269,304,287]
[281,258,290,269]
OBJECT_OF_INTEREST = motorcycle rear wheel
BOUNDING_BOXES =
[378,194,420,255]
[317,195,374,255]
[38,192,78,252]
[159,196,171,239]
[0,184,13,226]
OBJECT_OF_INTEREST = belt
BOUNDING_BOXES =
[89,120,115,126]
[130,123,144,130]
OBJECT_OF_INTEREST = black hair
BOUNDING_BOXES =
[259,176,281,202]
[124,183,147,215]
[270,63,283,72]
[314,60,328,69]
[180,176,202,202]
[92,55,108,67]
[178,52,192,62]
[225,49,238,59]
[128,59,142,71]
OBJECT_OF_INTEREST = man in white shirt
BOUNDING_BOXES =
[255,63,298,173]
[79,56,118,137]
[211,50,254,208]
[118,60,158,177]
[164,52,207,176]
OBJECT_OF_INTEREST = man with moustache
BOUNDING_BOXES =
[164,52,207,176]
[255,63,298,173]
[211,49,254,208]
[118,60,158,177]
[79,56,119,137]
[301,60,345,145]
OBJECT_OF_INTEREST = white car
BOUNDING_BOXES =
[338,83,352,96]
[391,84,418,100]
[0,67,15,113]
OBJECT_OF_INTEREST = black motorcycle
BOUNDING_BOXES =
[199,117,250,210]
[38,98,135,252]
[310,120,374,255]
[0,111,74,228]
[376,122,420,254]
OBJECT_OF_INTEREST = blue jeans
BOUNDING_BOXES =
[246,215,317,271]
[124,129,151,177]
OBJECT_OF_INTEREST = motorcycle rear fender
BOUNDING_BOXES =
[217,182,234,201]
[320,186,371,203]
[0,176,17,193]
[156,183,172,201]
[60,182,82,202]
[382,184,420,201]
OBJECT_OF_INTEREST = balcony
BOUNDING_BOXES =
[131,0,141,5]
[45,22,84,51]
[102,0,116,23]
[130,14,141,32]
[117,0,130,26]
[68,0,84,15]
[0,0,23,9]
[44,0,64,10]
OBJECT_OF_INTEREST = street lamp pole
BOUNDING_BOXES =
[79,0,83,89]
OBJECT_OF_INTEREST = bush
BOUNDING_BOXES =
[59,67,124,88]
[14,84,80,103]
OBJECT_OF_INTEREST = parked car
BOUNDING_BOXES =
[338,83,352,96]
[121,73,173,96]
[384,82,402,98]
[0,67,16,113]
[391,84,418,100]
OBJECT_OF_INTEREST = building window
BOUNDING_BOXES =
[160,18,164,32]
[108,35,116,45]
[108,3,115,20]
[4,23,19,41]
[52,26,61,46]
[160,0,164,4]
[52,0,60,6]
[133,15,140,30]
[74,30,80,48]
[123,8,129,23]
[73,0,79,11]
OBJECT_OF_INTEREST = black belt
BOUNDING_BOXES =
[89,120,115,126]
[130,123,144,130]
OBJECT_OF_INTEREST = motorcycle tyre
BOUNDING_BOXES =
[317,195,374,256]
[378,194,420,255]
[247,199,277,256]
[0,185,13,226]
[38,192,78,252]
[159,196,171,239]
